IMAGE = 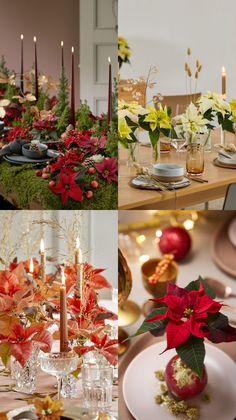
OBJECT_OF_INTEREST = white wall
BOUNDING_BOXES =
[119,0,236,102]
[89,210,117,290]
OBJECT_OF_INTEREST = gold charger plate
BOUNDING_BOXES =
[213,158,236,169]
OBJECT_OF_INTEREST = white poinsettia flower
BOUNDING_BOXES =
[0,99,10,107]
[173,102,209,142]
[13,94,36,104]
[198,91,231,117]
[118,100,148,122]
[91,154,104,162]
[0,107,6,118]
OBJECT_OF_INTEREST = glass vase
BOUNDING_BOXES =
[61,372,80,398]
[11,344,39,394]
[186,143,204,175]
[127,142,139,167]
[151,140,160,164]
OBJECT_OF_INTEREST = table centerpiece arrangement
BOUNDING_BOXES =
[0,37,117,210]
[0,214,118,414]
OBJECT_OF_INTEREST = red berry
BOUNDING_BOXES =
[42,167,48,174]
[42,173,49,179]
[36,170,42,177]
[86,190,93,199]
[48,180,55,188]
[88,167,96,174]
[91,180,99,188]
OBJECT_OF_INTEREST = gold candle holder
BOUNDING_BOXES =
[40,238,46,282]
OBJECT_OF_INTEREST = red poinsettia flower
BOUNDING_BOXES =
[95,157,118,183]
[49,169,83,206]
[6,126,32,142]
[148,282,222,351]
[0,322,52,367]
[74,332,118,366]
[64,130,92,149]
[79,135,107,154]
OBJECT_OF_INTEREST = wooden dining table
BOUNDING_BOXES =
[119,130,236,210]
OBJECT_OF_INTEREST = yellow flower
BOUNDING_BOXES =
[118,37,131,62]
[33,395,64,419]
[144,105,171,131]
[230,100,236,122]
[118,118,133,139]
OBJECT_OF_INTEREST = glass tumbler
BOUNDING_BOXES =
[81,363,113,410]
[186,143,204,175]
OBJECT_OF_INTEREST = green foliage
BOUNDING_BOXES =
[4,83,16,101]
[185,277,216,299]
[55,67,69,117]
[21,108,34,128]
[76,101,93,131]
[57,105,70,134]
[37,90,49,111]
[0,161,117,209]
[132,307,167,338]
[176,336,205,378]
[105,130,118,157]
[0,55,10,77]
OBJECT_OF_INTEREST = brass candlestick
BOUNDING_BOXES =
[118,249,141,356]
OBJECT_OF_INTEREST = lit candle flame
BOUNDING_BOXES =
[21,34,24,40]
[40,238,45,254]
[29,258,34,274]
[71,46,74,54]
[33,36,37,43]
[61,267,66,286]
[61,40,64,47]
[108,56,111,64]
[76,237,80,250]
[222,66,226,75]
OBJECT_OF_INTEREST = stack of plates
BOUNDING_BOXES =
[216,152,236,168]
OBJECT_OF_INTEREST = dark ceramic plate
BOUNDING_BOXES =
[4,154,50,165]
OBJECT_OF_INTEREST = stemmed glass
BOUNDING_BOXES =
[40,351,78,399]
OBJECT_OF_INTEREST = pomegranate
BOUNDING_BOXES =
[165,355,207,399]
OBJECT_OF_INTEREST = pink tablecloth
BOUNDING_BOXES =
[0,368,118,415]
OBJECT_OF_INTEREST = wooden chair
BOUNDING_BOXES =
[119,79,146,107]
[154,93,201,117]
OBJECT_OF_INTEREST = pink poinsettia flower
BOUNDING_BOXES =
[79,136,107,154]
[95,157,118,183]
[0,322,52,367]
[49,169,83,206]
[74,332,118,366]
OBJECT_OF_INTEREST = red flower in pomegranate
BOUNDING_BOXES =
[148,282,222,350]
[95,157,118,183]
[49,169,83,206]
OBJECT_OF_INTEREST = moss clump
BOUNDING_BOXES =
[0,161,117,209]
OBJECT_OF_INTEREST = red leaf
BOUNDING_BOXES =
[33,330,53,353]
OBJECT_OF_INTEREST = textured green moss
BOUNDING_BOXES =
[0,161,117,209]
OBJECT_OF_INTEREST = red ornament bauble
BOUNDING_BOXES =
[159,226,191,261]
[165,355,207,399]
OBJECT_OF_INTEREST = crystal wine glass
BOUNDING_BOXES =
[40,351,78,399]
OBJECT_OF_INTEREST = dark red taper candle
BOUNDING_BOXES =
[34,36,39,101]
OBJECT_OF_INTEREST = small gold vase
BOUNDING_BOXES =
[141,258,178,316]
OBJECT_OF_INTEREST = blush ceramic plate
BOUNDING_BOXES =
[212,217,236,277]
[123,342,236,420]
